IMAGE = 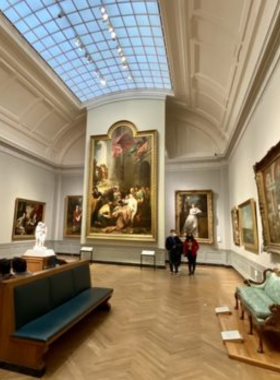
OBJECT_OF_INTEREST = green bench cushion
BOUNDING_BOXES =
[14,263,93,330]
[237,286,273,319]
[12,287,113,342]
[264,273,280,304]
[14,278,51,329]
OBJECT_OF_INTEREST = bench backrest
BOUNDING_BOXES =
[13,261,91,329]
[264,271,280,304]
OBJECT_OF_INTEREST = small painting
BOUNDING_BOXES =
[64,196,83,238]
[231,207,240,246]
[175,190,214,244]
[12,198,45,240]
[238,198,258,253]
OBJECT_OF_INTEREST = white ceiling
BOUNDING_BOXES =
[0,0,279,166]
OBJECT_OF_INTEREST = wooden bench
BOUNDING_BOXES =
[234,268,280,353]
[0,260,113,377]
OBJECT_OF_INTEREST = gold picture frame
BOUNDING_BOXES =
[86,120,158,241]
[12,198,45,240]
[238,198,258,253]
[64,196,83,238]
[231,206,240,246]
[254,140,280,254]
[175,190,214,244]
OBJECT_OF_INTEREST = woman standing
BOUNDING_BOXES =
[183,234,199,275]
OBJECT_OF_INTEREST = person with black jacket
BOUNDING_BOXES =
[165,229,183,275]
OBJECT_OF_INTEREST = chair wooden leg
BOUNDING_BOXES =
[234,291,239,310]
[248,314,253,334]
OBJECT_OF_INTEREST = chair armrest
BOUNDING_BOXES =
[244,268,278,288]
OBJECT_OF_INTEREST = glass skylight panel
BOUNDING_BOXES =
[0,0,171,102]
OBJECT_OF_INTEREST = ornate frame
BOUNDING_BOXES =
[254,140,280,254]
[175,190,214,244]
[86,120,158,241]
[231,206,240,246]
[12,198,45,240]
[64,196,83,238]
[238,198,258,253]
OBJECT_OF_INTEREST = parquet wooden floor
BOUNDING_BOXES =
[1,263,280,380]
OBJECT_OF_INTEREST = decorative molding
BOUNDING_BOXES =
[85,89,172,110]
[226,4,280,160]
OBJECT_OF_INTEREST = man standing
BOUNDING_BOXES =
[165,229,183,275]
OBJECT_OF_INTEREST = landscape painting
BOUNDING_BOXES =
[238,198,258,253]
[86,120,158,241]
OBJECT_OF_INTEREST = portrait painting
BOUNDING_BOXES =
[64,196,83,238]
[175,190,214,244]
[86,120,158,241]
[12,198,45,240]
[254,140,280,254]
[231,206,240,246]
[238,198,258,253]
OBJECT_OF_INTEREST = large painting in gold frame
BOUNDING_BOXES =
[175,190,214,244]
[254,140,280,254]
[86,120,158,241]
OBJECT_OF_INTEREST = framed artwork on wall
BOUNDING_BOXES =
[254,140,280,254]
[175,190,214,244]
[12,198,45,240]
[238,198,258,253]
[64,196,83,238]
[86,120,158,241]
[231,206,240,246]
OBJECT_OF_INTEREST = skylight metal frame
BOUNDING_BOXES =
[0,0,171,103]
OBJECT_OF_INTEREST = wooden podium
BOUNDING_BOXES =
[23,249,55,273]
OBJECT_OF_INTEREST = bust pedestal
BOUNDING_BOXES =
[23,249,55,273]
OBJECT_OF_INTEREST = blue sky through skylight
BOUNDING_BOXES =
[0,0,171,103]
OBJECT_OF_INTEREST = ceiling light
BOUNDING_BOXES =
[117,46,122,54]
[127,75,132,81]
[100,78,106,86]
[102,13,109,22]
[111,31,117,40]
[75,36,82,47]
[107,23,113,33]
[122,63,128,70]
[100,6,106,14]
[121,56,126,63]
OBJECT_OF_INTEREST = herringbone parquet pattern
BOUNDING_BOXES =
[1,263,280,380]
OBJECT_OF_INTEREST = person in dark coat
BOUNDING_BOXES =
[165,229,183,275]
[183,234,199,275]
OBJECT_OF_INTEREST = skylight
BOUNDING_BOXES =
[0,0,172,103]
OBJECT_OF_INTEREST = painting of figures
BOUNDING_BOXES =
[254,139,280,254]
[12,198,45,240]
[175,190,214,244]
[64,196,83,238]
[86,121,158,241]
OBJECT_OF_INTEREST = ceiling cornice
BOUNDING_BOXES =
[225,4,280,160]
[85,89,173,110]
[0,13,83,110]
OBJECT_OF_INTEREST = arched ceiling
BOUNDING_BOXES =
[162,0,280,160]
[0,0,280,166]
